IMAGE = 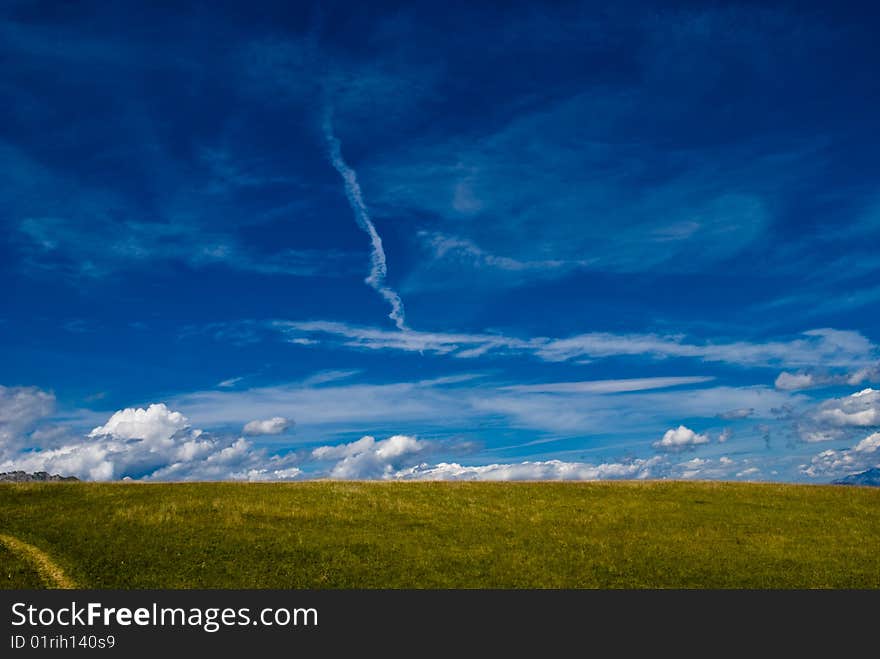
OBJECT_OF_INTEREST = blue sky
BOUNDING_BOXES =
[2,0,880,481]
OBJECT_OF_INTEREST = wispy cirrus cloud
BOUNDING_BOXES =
[499,377,714,394]
[419,231,592,274]
[272,320,877,370]
[322,111,407,330]
[170,372,797,439]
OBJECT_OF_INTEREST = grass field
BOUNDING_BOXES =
[2,481,879,589]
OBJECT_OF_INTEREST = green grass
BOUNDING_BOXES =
[0,543,44,589]
[1,481,879,588]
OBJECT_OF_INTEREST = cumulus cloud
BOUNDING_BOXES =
[736,467,761,479]
[1,402,301,482]
[813,388,880,427]
[671,455,749,480]
[652,425,710,452]
[89,403,190,444]
[801,432,880,478]
[395,457,663,481]
[794,388,880,443]
[311,435,427,479]
[775,372,817,391]
[243,416,291,436]
[775,365,880,391]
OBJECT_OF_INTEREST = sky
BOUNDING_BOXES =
[1,0,879,482]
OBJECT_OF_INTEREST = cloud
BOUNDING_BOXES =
[217,377,244,388]
[274,321,877,369]
[420,231,590,274]
[775,372,817,391]
[243,416,291,436]
[322,111,407,330]
[499,376,714,394]
[653,425,710,452]
[311,434,427,479]
[173,374,797,439]
[395,457,663,481]
[775,364,880,391]
[88,403,190,444]
[801,432,880,478]
[813,388,880,428]
[274,320,531,357]
[534,328,876,368]
[781,387,880,444]
[1,402,301,482]
[0,385,55,451]
[718,407,754,420]
[0,385,786,482]
[718,428,732,443]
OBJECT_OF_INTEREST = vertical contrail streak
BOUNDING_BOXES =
[322,110,407,330]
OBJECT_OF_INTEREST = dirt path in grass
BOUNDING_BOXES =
[0,533,77,589]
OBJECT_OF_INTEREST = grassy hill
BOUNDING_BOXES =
[2,480,879,589]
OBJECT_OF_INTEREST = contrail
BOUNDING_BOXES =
[322,110,407,330]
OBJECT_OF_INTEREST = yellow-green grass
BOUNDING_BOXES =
[1,481,879,589]
[1,543,44,589]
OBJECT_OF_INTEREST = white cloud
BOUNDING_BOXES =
[677,457,711,479]
[499,376,713,394]
[421,231,587,273]
[775,365,880,391]
[274,321,877,370]
[311,434,427,479]
[718,428,732,443]
[795,388,880,443]
[657,455,750,480]
[395,454,751,482]
[2,402,301,482]
[653,425,709,452]
[814,388,880,427]
[801,432,880,478]
[718,407,754,419]
[88,403,189,444]
[775,372,816,391]
[853,433,880,453]
[243,416,291,436]
[848,364,880,386]
[535,328,876,368]
[798,428,845,443]
[323,111,407,330]
[736,467,761,479]
[275,320,529,357]
[394,457,663,481]
[217,376,244,388]
[311,435,423,478]
[0,385,55,451]
[174,376,798,439]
